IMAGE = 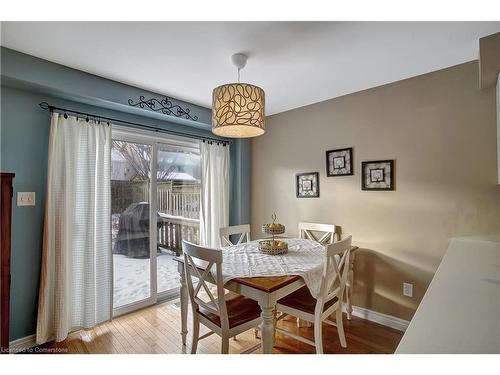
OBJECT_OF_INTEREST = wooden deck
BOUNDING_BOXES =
[41,299,403,354]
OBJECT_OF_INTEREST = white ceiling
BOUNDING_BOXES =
[1,22,499,115]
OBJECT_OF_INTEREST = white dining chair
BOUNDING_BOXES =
[182,240,262,354]
[218,224,260,340]
[298,222,356,320]
[298,222,339,244]
[219,224,251,247]
[296,222,340,327]
[274,235,352,354]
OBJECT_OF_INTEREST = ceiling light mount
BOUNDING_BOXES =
[231,53,247,70]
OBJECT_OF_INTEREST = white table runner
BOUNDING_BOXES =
[221,238,327,297]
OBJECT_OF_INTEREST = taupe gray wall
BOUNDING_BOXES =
[251,61,500,321]
[479,32,500,89]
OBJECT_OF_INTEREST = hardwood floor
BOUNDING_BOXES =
[42,299,403,354]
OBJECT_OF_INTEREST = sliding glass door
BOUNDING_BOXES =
[111,140,154,311]
[156,144,201,296]
[111,127,201,315]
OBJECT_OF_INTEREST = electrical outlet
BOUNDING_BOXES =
[17,192,36,206]
[403,282,413,297]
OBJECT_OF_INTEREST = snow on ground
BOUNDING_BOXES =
[113,249,179,308]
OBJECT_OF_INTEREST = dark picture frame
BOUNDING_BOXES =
[326,147,353,177]
[361,160,395,191]
[296,172,320,198]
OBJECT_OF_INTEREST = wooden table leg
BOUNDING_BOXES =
[178,262,188,345]
[259,299,276,354]
[346,252,355,320]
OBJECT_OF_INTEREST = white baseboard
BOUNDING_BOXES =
[9,334,37,352]
[344,304,410,332]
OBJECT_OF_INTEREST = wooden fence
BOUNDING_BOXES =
[157,184,200,219]
[112,180,200,219]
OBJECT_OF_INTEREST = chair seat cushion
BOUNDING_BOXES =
[277,286,338,315]
[197,294,261,329]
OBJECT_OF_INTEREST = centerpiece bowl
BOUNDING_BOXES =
[259,213,288,255]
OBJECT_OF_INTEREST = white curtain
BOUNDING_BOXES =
[36,113,112,344]
[199,142,229,249]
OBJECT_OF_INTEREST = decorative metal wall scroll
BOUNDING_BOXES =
[128,96,198,121]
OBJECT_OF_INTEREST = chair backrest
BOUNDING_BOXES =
[182,240,230,330]
[219,224,251,247]
[316,235,352,311]
[298,222,339,244]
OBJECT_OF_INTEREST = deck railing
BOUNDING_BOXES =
[157,213,200,256]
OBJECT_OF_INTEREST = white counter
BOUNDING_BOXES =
[396,237,500,353]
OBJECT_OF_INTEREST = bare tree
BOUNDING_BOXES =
[113,140,179,181]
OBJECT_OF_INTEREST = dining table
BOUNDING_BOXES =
[174,238,358,354]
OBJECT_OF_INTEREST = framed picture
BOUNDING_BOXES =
[296,172,320,198]
[326,147,353,177]
[361,160,395,191]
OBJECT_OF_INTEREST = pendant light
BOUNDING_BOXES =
[211,53,265,138]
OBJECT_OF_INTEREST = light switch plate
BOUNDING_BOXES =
[403,282,413,297]
[17,192,36,206]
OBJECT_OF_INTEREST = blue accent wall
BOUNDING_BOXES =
[1,86,50,341]
[1,48,251,341]
[229,139,251,226]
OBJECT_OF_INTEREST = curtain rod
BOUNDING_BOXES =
[38,102,230,146]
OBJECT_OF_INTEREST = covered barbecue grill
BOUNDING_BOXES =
[113,202,161,258]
